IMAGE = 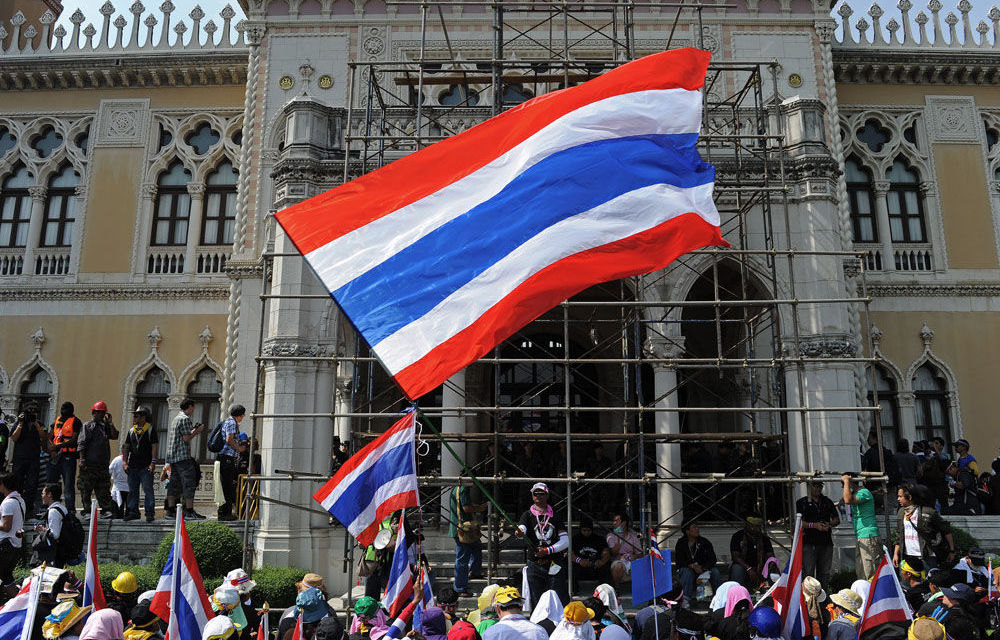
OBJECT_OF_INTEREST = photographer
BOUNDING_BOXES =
[164,399,207,520]
[77,401,119,518]
[0,472,26,595]
[11,401,45,514]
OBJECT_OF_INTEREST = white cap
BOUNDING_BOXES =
[224,568,257,595]
[214,587,240,607]
[137,590,156,604]
[530,482,549,494]
[202,616,235,640]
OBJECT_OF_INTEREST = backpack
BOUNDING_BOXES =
[54,505,84,564]
[206,421,226,453]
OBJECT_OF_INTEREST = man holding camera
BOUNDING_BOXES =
[10,402,45,515]
[77,401,120,518]
[165,399,206,520]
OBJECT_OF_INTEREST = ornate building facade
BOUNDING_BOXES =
[2,0,1000,585]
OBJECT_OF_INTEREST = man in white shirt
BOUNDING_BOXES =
[953,546,990,596]
[33,483,66,567]
[482,586,548,640]
[0,472,26,592]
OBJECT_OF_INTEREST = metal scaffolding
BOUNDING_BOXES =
[246,0,888,590]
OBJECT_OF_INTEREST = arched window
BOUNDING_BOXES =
[151,162,191,246]
[913,363,950,441]
[502,84,534,105]
[867,365,899,450]
[0,166,33,248]
[136,366,172,446]
[186,367,221,463]
[886,159,926,243]
[202,161,237,246]
[19,367,52,425]
[41,165,78,247]
[846,157,877,243]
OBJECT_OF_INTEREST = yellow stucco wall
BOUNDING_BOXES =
[0,86,245,114]
[0,314,226,433]
[871,310,1000,455]
[79,148,145,274]
[934,144,998,269]
[837,84,1000,107]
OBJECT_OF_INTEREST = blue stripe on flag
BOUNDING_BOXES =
[174,581,202,640]
[0,611,26,640]
[335,133,713,345]
[871,574,898,600]
[330,441,415,526]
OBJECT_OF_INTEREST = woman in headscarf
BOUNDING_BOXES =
[349,596,389,639]
[80,610,125,640]
[527,589,562,635]
[802,576,827,640]
[592,584,630,633]
[706,585,753,640]
[549,602,596,640]
[709,582,740,613]
[850,579,871,606]
[418,607,448,640]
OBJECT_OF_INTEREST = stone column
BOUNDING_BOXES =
[440,370,467,524]
[23,186,47,274]
[873,181,895,271]
[69,185,87,274]
[646,337,684,536]
[334,370,354,444]
[136,183,158,276]
[184,183,205,274]
[897,392,917,445]
[919,181,942,269]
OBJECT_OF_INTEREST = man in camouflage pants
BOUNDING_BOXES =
[77,401,119,518]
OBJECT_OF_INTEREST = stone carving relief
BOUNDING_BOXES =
[95,99,150,147]
[925,96,979,144]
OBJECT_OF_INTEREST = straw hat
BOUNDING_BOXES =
[802,576,826,602]
[829,589,862,616]
[42,600,93,639]
[295,573,327,594]
[908,617,946,640]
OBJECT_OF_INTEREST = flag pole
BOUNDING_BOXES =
[168,508,184,640]
[650,552,659,640]
[413,405,516,527]
[20,567,42,640]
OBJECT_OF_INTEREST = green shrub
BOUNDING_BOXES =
[153,522,244,578]
[250,566,308,609]
[947,522,980,558]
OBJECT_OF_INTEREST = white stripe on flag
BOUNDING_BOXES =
[347,474,418,535]
[373,181,717,374]
[318,424,414,509]
[305,88,703,292]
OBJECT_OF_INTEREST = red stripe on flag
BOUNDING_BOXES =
[393,212,723,399]
[275,48,712,256]
[353,491,421,548]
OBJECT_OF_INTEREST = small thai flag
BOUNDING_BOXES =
[289,614,302,640]
[313,411,419,546]
[775,515,808,640]
[275,48,722,401]
[82,500,106,612]
[385,600,417,639]
[649,529,663,562]
[858,553,913,634]
[381,514,414,619]
[256,607,270,640]
[0,576,40,640]
[150,510,215,640]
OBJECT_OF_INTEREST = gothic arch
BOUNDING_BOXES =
[9,351,59,421]
[903,324,963,439]
[120,328,180,423]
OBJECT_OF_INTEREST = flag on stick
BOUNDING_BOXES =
[150,510,215,640]
[381,514,414,619]
[858,552,913,634]
[0,575,40,640]
[82,500,106,612]
[275,48,722,401]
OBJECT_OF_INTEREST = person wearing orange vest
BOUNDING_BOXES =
[48,402,81,514]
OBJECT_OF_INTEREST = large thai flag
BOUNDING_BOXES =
[0,576,40,640]
[313,411,419,546]
[275,48,722,401]
[767,515,807,640]
[381,514,414,618]
[83,499,106,611]
[859,554,913,634]
[150,511,215,640]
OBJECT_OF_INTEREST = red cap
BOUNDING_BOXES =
[91,401,108,412]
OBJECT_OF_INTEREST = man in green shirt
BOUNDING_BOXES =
[842,473,881,580]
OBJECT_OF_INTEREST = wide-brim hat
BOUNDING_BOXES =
[295,573,327,593]
[802,576,827,602]
[830,589,862,615]
[296,587,328,624]
[224,569,257,595]
[42,600,93,639]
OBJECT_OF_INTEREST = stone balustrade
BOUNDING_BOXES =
[835,0,1000,48]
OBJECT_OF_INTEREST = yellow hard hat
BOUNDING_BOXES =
[112,572,138,594]
[493,586,522,605]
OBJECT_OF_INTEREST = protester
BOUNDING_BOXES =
[728,514,774,588]
[123,601,164,640]
[465,585,499,631]
[0,472,26,594]
[223,568,259,636]
[796,481,839,590]
[922,439,951,509]
[80,609,125,640]
[906,617,946,640]
[164,399,206,520]
[419,607,448,640]
[931,583,980,639]
[445,621,478,640]
[31,483,65,567]
[706,584,752,640]
[571,517,611,588]
[349,596,388,639]
[943,461,980,515]
[212,586,248,633]
[108,454,128,519]
[802,576,827,639]
[953,546,989,594]
[449,479,485,596]
[892,484,954,571]
[49,402,81,514]
[671,608,705,640]
[900,558,930,613]
[896,439,921,486]
[285,588,329,640]
[202,617,236,640]
[826,589,862,640]
[11,402,45,515]
[77,401,119,518]
[953,439,978,475]
[748,606,782,640]
[122,407,158,523]
[606,512,641,588]
[592,584,628,633]
[218,405,248,522]
[548,601,595,640]
[633,583,682,638]
[480,586,547,640]
[527,590,562,635]
[675,519,722,602]
[841,474,880,580]
[42,599,92,640]
[108,572,139,623]
[513,482,569,606]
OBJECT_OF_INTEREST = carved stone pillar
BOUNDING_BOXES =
[873,181,895,271]
[645,337,684,535]
[23,186,47,275]
[440,370,467,523]
[136,183,158,276]
[184,183,206,275]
